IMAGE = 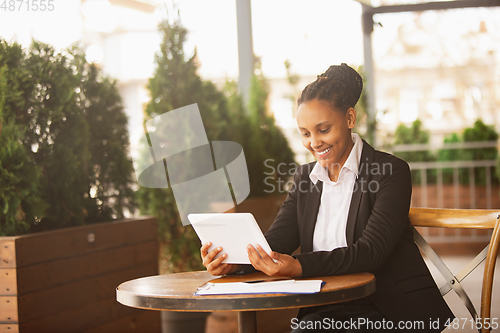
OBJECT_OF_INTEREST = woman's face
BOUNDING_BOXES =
[296,99,356,172]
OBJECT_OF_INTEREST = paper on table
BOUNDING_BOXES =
[195,279,324,296]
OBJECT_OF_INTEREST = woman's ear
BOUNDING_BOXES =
[346,108,357,129]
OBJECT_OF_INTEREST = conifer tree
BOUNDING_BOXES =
[138,15,295,273]
[139,16,227,273]
[0,59,47,235]
[0,39,136,235]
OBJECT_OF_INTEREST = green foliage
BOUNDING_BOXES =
[0,39,136,236]
[0,63,48,235]
[76,52,137,223]
[437,133,461,161]
[437,133,461,184]
[463,120,498,160]
[462,120,498,185]
[437,120,498,185]
[246,64,295,196]
[353,66,376,146]
[393,119,498,186]
[138,16,295,273]
[393,119,436,184]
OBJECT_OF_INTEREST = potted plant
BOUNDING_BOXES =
[0,40,160,332]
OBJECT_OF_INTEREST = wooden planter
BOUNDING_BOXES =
[0,217,160,333]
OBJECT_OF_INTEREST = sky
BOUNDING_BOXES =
[0,0,365,79]
[0,1,84,50]
[2,0,499,80]
[2,0,499,135]
[164,0,365,79]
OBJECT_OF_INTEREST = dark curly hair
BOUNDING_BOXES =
[297,63,363,113]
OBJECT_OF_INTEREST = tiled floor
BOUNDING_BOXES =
[205,255,500,333]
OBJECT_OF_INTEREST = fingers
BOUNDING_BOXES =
[247,244,276,275]
[200,241,212,258]
[202,245,223,267]
[208,251,227,269]
[207,253,230,275]
[254,245,275,265]
[247,245,299,277]
[201,243,232,276]
[247,245,260,267]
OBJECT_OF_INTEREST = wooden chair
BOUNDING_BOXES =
[409,208,500,333]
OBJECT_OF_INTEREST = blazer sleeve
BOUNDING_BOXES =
[294,157,412,278]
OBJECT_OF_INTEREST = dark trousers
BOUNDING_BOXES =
[291,297,393,333]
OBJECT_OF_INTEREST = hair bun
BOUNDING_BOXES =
[298,63,364,111]
[320,64,363,107]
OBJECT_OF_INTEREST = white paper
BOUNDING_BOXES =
[194,279,324,295]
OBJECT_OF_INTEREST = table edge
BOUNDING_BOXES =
[116,275,376,312]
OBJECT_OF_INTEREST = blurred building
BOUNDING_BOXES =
[373,9,500,146]
[0,0,163,154]
[2,1,499,160]
[81,0,162,143]
[262,7,500,161]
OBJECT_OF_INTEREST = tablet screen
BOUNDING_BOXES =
[188,213,273,264]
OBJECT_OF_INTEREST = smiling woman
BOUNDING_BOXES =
[201,64,455,332]
[296,99,356,183]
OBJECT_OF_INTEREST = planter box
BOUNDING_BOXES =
[0,217,160,333]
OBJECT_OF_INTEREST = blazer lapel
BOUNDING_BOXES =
[301,180,322,253]
[346,140,374,245]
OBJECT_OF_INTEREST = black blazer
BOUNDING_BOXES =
[261,140,454,332]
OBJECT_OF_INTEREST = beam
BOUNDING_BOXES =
[236,0,255,108]
[361,5,377,147]
[369,0,500,14]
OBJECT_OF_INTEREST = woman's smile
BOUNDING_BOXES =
[296,99,356,180]
[315,146,332,159]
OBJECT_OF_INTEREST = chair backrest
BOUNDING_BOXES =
[409,208,500,333]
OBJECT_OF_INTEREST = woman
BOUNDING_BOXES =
[201,64,454,332]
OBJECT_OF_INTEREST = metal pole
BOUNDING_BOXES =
[361,5,377,147]
[236,0,254,108]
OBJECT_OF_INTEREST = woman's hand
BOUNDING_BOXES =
[247,244,302,278]
[200,242,241,276]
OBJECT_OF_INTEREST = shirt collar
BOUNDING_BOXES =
[309,133,363,184]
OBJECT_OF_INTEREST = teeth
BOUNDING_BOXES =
[316,147,331,156]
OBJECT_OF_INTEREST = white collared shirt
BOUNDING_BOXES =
[309,133,363,252]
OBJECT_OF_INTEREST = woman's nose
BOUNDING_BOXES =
[310,135,322,149]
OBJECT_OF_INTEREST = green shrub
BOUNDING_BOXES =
[437,120,498,185]
[0,40,136,236]
[462,120,498,185]
[393,119,436,185]
[437,132,462,184]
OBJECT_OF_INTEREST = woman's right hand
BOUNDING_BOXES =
[201,242,241,276]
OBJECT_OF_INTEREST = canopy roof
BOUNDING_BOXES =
[353,0,500,14]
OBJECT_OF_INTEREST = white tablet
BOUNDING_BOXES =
[188,213,273,264]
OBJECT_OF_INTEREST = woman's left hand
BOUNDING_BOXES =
[247,244,302,278]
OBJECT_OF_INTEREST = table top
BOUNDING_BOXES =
[116,271,376,312]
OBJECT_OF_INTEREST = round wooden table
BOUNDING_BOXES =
[116,270,376,333]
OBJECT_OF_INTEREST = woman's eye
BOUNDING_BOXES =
[301,132,310,137]
[320,128,330,134]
